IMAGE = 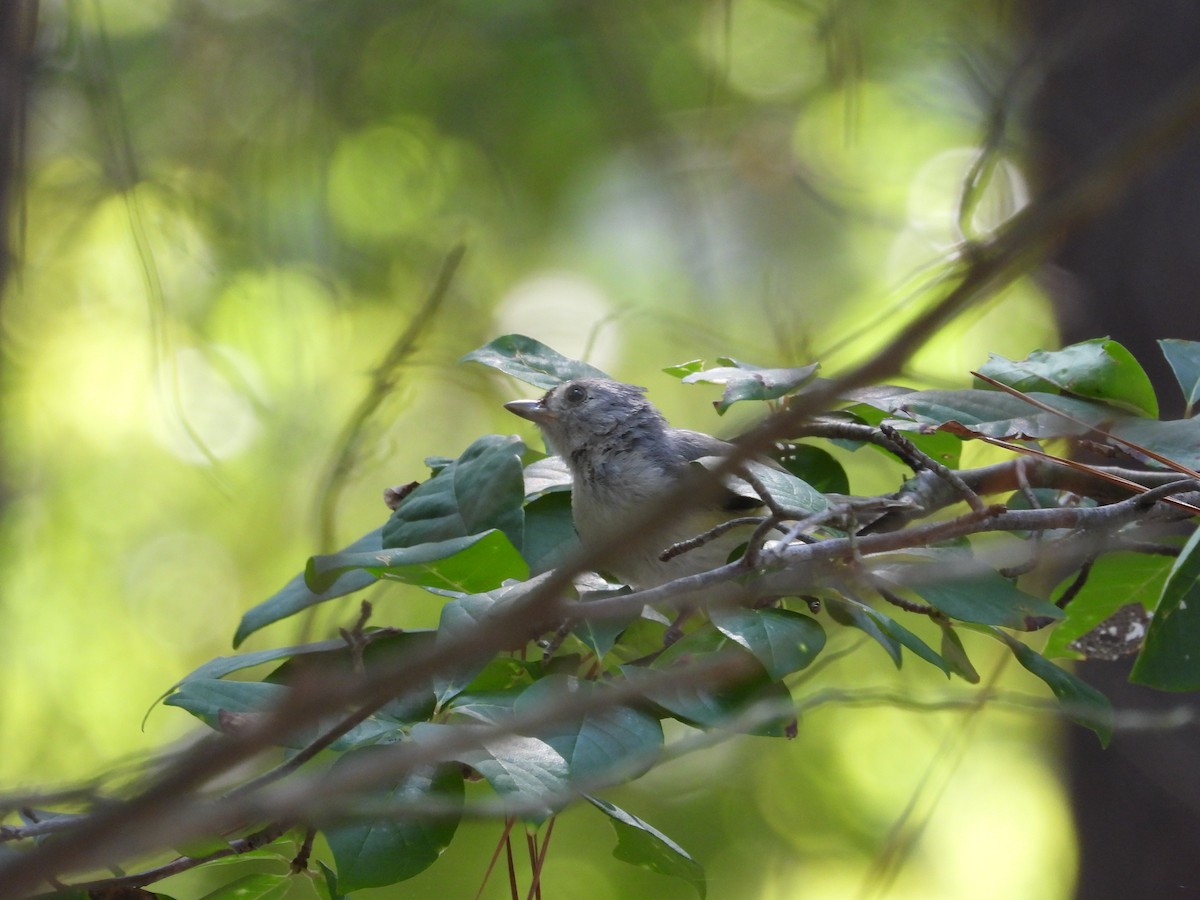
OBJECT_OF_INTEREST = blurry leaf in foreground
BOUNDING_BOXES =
[585,794,706,899]
[462,334,609,389]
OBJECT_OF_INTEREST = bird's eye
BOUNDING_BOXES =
[564,384,587,404]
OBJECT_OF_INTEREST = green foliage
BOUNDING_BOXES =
[33,335,1200,895]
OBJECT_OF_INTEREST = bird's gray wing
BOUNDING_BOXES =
[668,429,764,513]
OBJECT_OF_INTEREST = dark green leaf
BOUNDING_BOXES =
[325,757,463,891]
[572,583,638,659]
[938,623,980,683]
[823,596,950,675]
[1132,529,1200,691]
[682,360,819,414]
[1109,418,1200,470]
[878,555,1064,628]
[383,434,526,552]
[307,529,528,595]
[446,689,521,725]
[693,458,826,516]
[886,389,1115,439]
[1045,553,1171,658]
[978,339,1158,417]
[316,861,347,900]
[1160,338,1200,413]
[461,334,609,388]
[514,675,663,784]
[196,874,290,900]
[522,491,578,575]
[412,722,571,820]
[622,638,796,737]
[432,574,553,702]
[234,527,383,647]
[164,679,400,750]
[991,629,1113,746]
[775,444,849,494]
[710,608,826,680]
[824,596,901,666]
[585,795,706,899]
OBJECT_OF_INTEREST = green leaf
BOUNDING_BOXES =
[522,455,573,500]
[1132,528,1200,691]
[585,795,706,899]
[710,608,826,680]
[885,389,1115,439]
[164,679,401,750]
[572,583,638,660]
[1160,338,1200,414]
[742,460,828,515]
[316,861,347,900]
[775,444,849,494]
[234,527,383,647]
[622,639,796,737]
[1109,418,1200,471]
[307,529,529,595]
[978,339,1158,417]
[514,675,664,784]
[824,596,901,666]
[692,457,826,516]
[990,629,1113,746]
[682,360,819,414]
[325,756,463,891]
[431,575,550,701]
[383,434,526,552]
[938,623,980,683]
[522,491,578,575]
[412,723,571,820]
[663,359,705,378]
[154,636,356,711]
[1045,553,1172,658]
[461,334,609,388]
[877,554,1064,629]
[196,874,290,900]
[823,596,951,675]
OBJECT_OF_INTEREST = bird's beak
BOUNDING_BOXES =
[504,399,552,424]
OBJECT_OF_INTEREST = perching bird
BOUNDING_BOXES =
[504,378,768,602]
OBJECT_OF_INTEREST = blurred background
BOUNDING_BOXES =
[2,1,1198,897]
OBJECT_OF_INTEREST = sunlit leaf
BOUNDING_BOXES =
[663,359,705,378]
[991,629,1113,746]
[1132,528,1200,691]
[710,608,826,680]
[1045,553,1172,658]
[325,757,463,891]
[461,334,609,388]
[585,795,706,899]
[306,529,528,595]
[196,874,290,900]
[977,339,1158,417]
[938,623,980,683]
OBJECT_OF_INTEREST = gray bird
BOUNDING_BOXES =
[504,378,766,602]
